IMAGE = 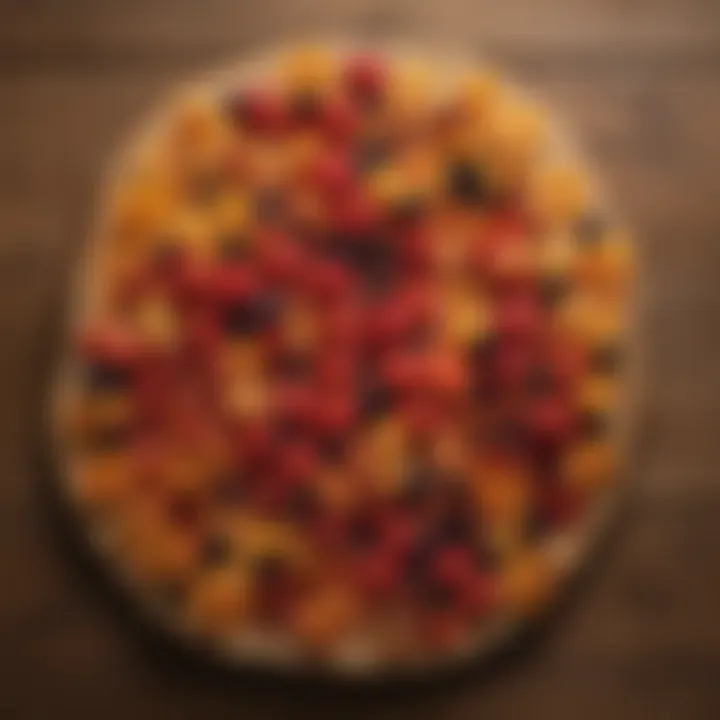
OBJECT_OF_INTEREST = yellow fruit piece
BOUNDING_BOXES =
[459,70,501,117]
[212,191,252,238]
[483,100,546,190]
[279,45,336,92]
[161,451,211,495]
[563,440,616,491]
[474,461,531,528]
[134,295,180,351]
[282,302,317,354]
[224,376,269,423]
[317,468,357,514]
[554,293,621,346]
[130,525,199,584]
[70,392,133,439]
[75,451,133,507]
[577,375,618,413]
[538,229,577,278]
[500,550,557,615]
[155,208,214,259]
[577,229,635,293]
[354,418,408,496]
[388,58,435,121]
[531,165,589,226]
[441,287,490,347]
[187,567,252,634]
[286,131,324,180]
[291,583,359,650]
[111,179,175,247]
[218,339,264,382]
[232,517,309,566]
[432,430,470,477]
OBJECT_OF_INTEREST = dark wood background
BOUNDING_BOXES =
[1,1,720,718]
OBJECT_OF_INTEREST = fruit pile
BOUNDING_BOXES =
[64,47,632,662]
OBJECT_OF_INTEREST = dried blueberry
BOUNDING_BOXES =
[446,160,490,205]
[222,293,282,335]
[84,362,131,391]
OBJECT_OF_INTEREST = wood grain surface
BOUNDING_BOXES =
[1,1,719,718]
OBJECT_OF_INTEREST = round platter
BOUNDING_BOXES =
[50,42,635,678]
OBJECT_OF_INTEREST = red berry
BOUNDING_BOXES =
[231,87,287,133]
[320,302,364,347]
[316,351,356,389]
[495,293,540,337]
[382,351,423,391]
[258,231,305,285]
[401,226,433,274]
[344,54,387,104]
[308,259,352,303]
[432,547,476,590]
[278,440,317,485]
[494,340,531,387]
[313,395,356,437]
[210,264,257,305]
[529,398,575,445]
[382,515,415,556]
[275,383,314,426]
[422,612,463,649]
[334,190,380,236]
[356,553,397,597]
[312,152,354,198]
[239,421,274,466]
[400,397,444,438]
[79,325,142,367]
[321,98,358,144]
[462,572,497,617]
[424,351,468,397]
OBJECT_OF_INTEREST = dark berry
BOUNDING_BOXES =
[525,364,556,398]
[400,460,436,507]
[201,533,233,566]
[218,233,251,262]
[255,188,286,225]
[291,90,322,124]
[446,160,490,205]
[590,344,622,374]
[319,435,348,463]
[539,275,571,307]
[579,409,609,438]
[359,373,391,422]
[83,362,131,391]
[286,485,321,522]
[221,293,282,335]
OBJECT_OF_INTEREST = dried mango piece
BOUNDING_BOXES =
[499,550,558,615]
[563,440,617,491]
[187,567,253,634]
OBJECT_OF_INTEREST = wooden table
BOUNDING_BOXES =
[1,1,720,718]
